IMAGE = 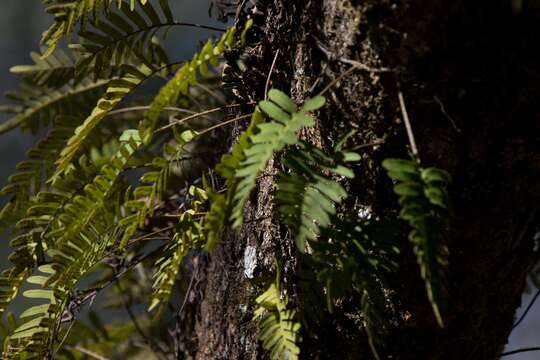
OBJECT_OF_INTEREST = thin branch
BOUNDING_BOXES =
[265,50,280,100]
[156,103,252,133]
[108,106,196,117]
[433,95,462,133]
[346,139,386,151]
[513,288,540,329]
[397,87,419,157]
[68,346,110,360]
[195,113,253,137]
[318,64,360,97]
[501,347,540,357]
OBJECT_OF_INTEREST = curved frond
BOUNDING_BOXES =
[382,158,451,327]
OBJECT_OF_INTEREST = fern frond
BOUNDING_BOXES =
[41,0,153,57]
[120,129,197,248]
[10,49,76,88]
[0,78,108,135]
[4,265,58,359]
[71,0,174,80]
[0,269,28,318]
[382,158,451,327]
[203,110,264,250]
[140,20,253,142]
[148,185,207,313]
[276,142,359,252]
[54,64,153,177]
[254,281,301,360]
[231,90,326,229]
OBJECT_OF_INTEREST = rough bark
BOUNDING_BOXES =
[194,1,540,359]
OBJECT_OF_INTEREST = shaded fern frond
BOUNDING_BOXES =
[120,129,198,248]
[0,269,28,318]
[54,64,153,177]
[10,49,76,88]
[148,185,207,313]
[231,90,326,229]
[254,280,301,360]
[276,142,359,252]
[140,20,253,142]
[41,0,152,57]
[203,110,264,250]
[71,0,174,80]
[0,78,108,135]
[382,158,451,327]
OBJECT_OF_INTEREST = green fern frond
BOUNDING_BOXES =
[120,129,198,248]
[203,110,265,250]
[140,20,253,142]
[276,142,359,252]
[0,78,108,135]
[4,265,58,359]
[0,269,28,318]
[54,64,153,177]
[254,280,301,360]
[71,0,173,80]
[10,49,76,88]
[231,90,325,229]
[40,0,152,57]
[382,158,451,327]
[148,185,207,313]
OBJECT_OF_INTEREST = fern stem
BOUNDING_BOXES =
[397,88,419,157]
[196,114,253,137]
[156,103,252,133]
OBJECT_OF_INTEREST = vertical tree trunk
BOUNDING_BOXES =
[194,1,540,359]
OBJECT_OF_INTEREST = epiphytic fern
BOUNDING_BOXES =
[148,185,207,312]
[139,20,253,142]
[276,142,360,252]
[231,89,326,229]
[54,64,153,177]
[254,276,301,360]
[383,158,451,327]
[41,0,154,57]
[203,110,265,250]
[71,0,174,80]
[0,77,108,135]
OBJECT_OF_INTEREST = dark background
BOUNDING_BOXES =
[0,1,537,358]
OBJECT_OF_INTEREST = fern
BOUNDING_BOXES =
[204,110,265,250]
[54,64,153,177]
[0,77,108,135]
[70,0,174,80]
[382,158,451,327]
[148,185,207,313]
[276,142,359,252]
[231,89,326,229]
[40,0,151,57]
[139,20,253,143]
[120,129,198,247]
[10,49,76,88]
[254,277,301,360]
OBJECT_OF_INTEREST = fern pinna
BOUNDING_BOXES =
[0,1,455,358]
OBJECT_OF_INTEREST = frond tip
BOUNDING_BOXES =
[383,158,451,327]
[254,281,301,360]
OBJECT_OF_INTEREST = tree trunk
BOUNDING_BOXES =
[194,0,540,359]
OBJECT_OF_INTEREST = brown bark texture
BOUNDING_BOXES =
[193,0,540,359]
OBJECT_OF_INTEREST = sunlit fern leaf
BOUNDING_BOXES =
[148,186,207,313]
[0,269,28,318]
[40,0,154,57]
[276,142,359,252]
[0,78,108,135]
[254,281,301,360]
[231,90,325,229]
[382,158,451,327]
[203,110,264,250]
[4,265,59,359]
[10,49,76,88]
[140,20,253,143]
[54,64,153,177]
